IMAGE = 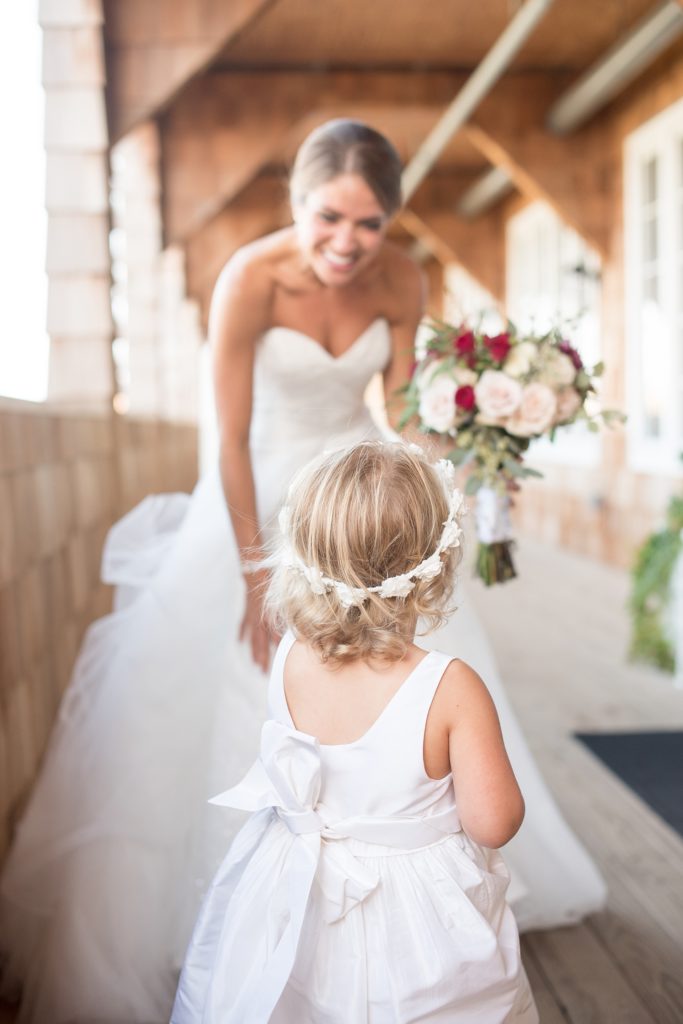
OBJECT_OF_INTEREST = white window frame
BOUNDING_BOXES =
[625,96,683,477]
[505,200,603,468]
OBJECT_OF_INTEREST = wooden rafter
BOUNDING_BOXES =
[104,0,277,142]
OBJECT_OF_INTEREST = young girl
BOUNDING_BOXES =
[171,441,538,1023]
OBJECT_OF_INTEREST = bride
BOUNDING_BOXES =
[0,119,606,1024]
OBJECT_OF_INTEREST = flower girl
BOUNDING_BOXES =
[171,441,538,1023]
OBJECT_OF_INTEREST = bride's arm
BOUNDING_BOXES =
[210,251,274,671]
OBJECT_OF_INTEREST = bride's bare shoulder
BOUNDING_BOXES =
[213,227,299,301]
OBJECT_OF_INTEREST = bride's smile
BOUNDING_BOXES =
[294,172,388,285]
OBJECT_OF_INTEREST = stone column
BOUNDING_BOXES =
[110,121,164,417]
[159,245,203,425]
[110,121,202,422]
[41,0,115,408]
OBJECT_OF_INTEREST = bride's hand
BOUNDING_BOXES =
[239,571,275,672]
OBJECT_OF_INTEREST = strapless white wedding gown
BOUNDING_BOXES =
[0,318,605,1024]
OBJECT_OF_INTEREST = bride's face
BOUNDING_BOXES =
[294,173,389,286]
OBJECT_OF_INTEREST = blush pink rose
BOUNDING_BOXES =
[539,348,576,388]
[474,370,522,422]
[554,386,582,424]
[507,382,558,437]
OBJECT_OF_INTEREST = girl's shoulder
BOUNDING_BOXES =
[428,655,498,730]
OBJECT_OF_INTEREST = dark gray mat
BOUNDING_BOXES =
[575,730,683,838]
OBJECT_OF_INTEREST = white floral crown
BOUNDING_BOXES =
[278,449,465,610]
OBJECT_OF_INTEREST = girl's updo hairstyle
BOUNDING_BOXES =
[289,119,403,217]
[266,442,461,665]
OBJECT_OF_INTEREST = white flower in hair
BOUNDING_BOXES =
[303,564,327,595]
[379,574,416,599]
[278,450,465,609]
[334,582,361,609]
[434,458,456,489]
[440,518,463,549]
[278,505,291,534]
[415,552,444,580]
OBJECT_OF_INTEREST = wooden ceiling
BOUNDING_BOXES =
[216,0,658,71]
[102,0,683,321]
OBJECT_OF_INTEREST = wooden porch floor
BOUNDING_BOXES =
[2,539,682,1023]
[469,539,683,1024]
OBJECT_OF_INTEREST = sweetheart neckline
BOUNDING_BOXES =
[262,317,388,363]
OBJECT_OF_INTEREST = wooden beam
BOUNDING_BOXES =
[104,0,276,142]
[399,193,505,304]
[465,73,616,256]
[160,71,467,244]
[401,0,557,200]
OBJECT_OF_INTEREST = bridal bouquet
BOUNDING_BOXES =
[400,320,622,585]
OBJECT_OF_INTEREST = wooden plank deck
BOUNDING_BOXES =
[469,538,683,1024]
[2,539,681,1023]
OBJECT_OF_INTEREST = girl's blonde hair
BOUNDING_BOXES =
[266,442,462,665]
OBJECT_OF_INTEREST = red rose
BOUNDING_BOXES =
[454,330,476,356]
[455,385,476,411]
[484,332,511,363]
[559,340,583,370]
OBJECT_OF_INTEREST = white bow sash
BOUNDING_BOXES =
[199,720,462,1023]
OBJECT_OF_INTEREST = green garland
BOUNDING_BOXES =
[629,492,683,672]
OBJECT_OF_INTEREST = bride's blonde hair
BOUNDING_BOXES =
[266,442,462,665]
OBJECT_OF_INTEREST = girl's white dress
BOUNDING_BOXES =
[172,631,539,1024]
[0,319,605,1023]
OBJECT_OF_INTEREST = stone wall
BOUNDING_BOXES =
[0,399,197,860]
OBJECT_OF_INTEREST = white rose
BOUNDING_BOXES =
[554,386,582,424]
[539,348,576,388]
[507,382,558,437]
[416,357,447,386]
[503,341,537,379]
[453,366,478,387]
[474,370,522,422]
[418,374,456,433]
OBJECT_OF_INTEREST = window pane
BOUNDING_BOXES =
[640,300,667,438]
[643,156,658,204]
[643,215,658,262]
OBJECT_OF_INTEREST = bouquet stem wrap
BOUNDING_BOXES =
[474,486,516,586]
